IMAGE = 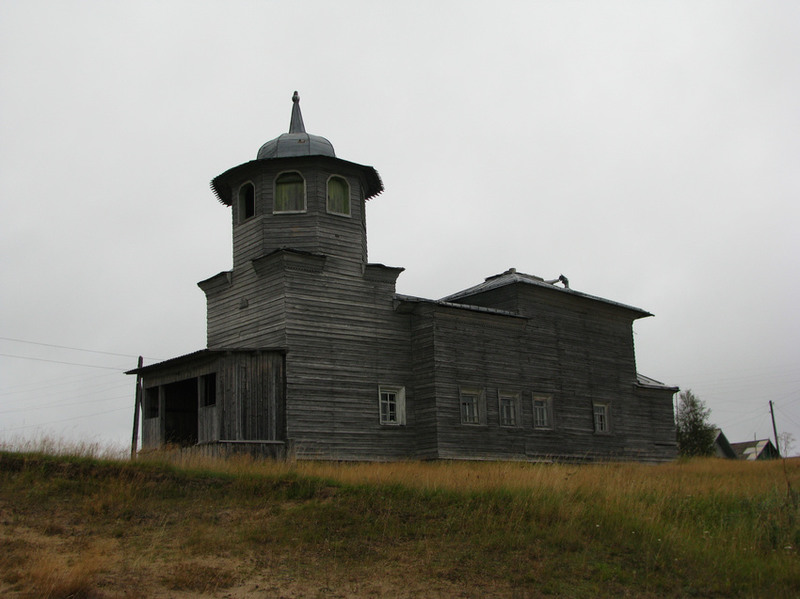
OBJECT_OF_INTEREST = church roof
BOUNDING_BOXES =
[256,91,336,159]
[636,373,679,391]
[443,268,652,318]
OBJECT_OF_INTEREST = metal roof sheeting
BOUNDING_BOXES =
[636,373,679,391]
[257,132,336,160]
[443,269,652,318]
[394,293,524,318]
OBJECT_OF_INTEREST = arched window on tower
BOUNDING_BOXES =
[274,172,305,213]
[327,175,350,216]
[238,182,255,222]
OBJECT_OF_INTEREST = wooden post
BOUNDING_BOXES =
[770,400,780,457]
[131,356,143,460]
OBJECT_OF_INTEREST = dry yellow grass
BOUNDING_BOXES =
[148,448,798,498]
[2,443,798,598]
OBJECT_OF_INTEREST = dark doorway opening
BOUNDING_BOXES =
[164,378,198,446]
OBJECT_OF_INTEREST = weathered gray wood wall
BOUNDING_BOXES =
[412,282,675,462]
[137,350,285,451]
[228,157,368,270]
[189,152,676,463]
[218,351,285,442]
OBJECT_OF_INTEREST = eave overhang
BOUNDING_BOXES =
[210,155,383,205]
[444,271,653,320]
[125,348,286,376]
[635,373,679,392]
[394,294,525,318]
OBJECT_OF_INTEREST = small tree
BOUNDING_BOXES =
[676,389,716,457]
[778,431,795,458]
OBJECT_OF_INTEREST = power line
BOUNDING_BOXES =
[0,405,132,433]
[0,393,131,414]
[0,336,155,360]
[775,405,800,429]
[0,383,131,410]
[0,353,126,371]
[0,366,126,395]
[0,375,129,398]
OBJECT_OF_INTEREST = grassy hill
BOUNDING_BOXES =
[1,450,798,598]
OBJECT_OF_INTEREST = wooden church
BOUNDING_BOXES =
[129,93,678,462]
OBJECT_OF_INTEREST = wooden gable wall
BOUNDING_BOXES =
[408,284,675,462]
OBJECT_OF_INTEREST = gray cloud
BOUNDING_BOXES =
[2,1,798,453]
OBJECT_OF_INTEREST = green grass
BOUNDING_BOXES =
[1,450,798,598]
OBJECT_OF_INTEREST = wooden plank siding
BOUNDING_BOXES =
[230,160,368,270]
[409,282,675,462]
[408,304,439,459]
[196,236,675,461]
[202,264,287,349]
[280,256,415,460]
[135,350,285,451]
[134,132,676,463]
[218,352,285,443]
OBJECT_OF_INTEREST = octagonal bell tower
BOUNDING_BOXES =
[200,93,390,349]
[209,92,383,272]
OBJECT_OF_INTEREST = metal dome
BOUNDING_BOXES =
[256,92,336,159]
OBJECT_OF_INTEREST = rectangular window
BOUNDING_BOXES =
[461,393,478,424]
[459,387,484,425]
[200,373,217,407]
[533,395,553,429]
[593,403,610,433]
[144,387,159,419]
[379,386,406,425]
[499,392,520,427]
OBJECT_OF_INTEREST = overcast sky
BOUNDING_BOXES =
[2,1,799,456]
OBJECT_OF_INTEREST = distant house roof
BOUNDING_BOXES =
[442,268,652,318]
[730,439,780,460]
[713,429,738,459]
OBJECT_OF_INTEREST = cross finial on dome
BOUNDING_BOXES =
[289,91,306,134]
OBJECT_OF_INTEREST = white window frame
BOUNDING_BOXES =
[459,386,485,426]
[379,385,406,426]
[593,402,611,434]
[273,171,306,214]
[326,175,351,217]
[532,395,554,430]
[498,391,521,427]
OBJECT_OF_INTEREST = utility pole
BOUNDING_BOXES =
[131,356,143,460]
[769,400,780,457]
